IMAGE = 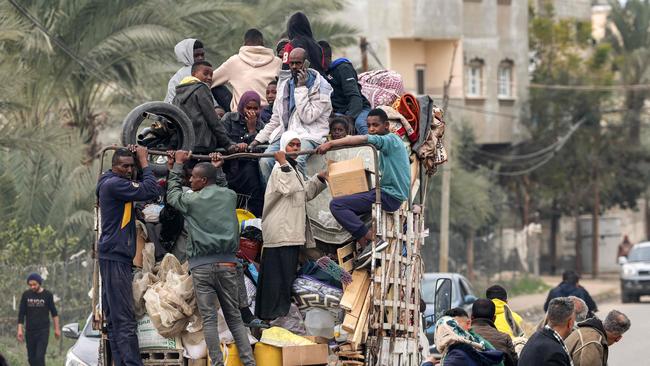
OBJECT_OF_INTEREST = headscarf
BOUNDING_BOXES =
[237,90,261,116]
[174,38,197,66]
[280,131,301,152]
[27,273,43,285]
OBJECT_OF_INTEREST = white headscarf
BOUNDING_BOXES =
[279,131,301,152]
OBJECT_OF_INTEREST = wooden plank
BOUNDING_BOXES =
[337,243,355,274]
[350,291,372,348]
[339,270,369,311]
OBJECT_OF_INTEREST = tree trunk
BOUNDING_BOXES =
[592,169,600,279]
[549,200,559,275]
[575,209,582,274]
[466,231,475,281]
[625,90,645,145]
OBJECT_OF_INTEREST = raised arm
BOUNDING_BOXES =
[316,135,368,154]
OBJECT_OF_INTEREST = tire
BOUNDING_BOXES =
[121,102,196,175]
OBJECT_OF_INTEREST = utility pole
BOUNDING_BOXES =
[360,37,369,73]
[592,167,600,278]
[438,42,458,272]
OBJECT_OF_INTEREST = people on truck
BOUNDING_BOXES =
[255,131,328,321]
[173,61,246,155]
[486,285,525,338]
[329,115,353,140]
[544,270,597,318]
[260,79,277,124]
[519,297,575,366]
[317,108,410,268]
[250,47,332,183]
[221,90,266,217]
[319,40,372,135]
[280,12,326,75]
[565,309,631,366]
[165,39,205,103]
[17,273,60,366]
[96,146,163,366]
[471,299,519,366]
[166,150,256,366]
[211,28,282,113]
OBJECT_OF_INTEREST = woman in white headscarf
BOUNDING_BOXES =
[254,131,328,320]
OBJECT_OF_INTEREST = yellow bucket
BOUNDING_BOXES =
[236,208,256,227]
[253,343,282,366]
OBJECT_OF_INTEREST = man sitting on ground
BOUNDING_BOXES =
[250,47,332,182]
[319,40,371,135]
[565,309,630,366]
[486,285,525,338]
[173,61,246,154]
[166,150,255,366]
[317,108,410,268]
[211,28,282,112]
[471,299,518,366]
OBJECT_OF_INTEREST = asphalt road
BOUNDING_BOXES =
[596,296,650,366]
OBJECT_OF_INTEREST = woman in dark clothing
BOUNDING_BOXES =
[221,90,265,217]
[281,12,326,75]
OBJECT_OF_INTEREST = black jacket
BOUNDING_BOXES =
[544,282,598,315]
[173,80,233,152]
[519,327,572,366]
[284,12,325,74]
[221,111,265,144]
[326,58,370,118]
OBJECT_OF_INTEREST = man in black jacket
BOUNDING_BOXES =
[519,297,576,366]
[319,40,371,135]
[544,270,597,317]
[97,146,163,366]
[471,299,518,366]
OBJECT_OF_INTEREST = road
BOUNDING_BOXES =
[596,296,650,366]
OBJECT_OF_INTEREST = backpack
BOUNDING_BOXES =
[358,69,405,108]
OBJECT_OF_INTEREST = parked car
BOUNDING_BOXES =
[63,314,99,366]
[619,241,650,303]
[421,273,477,352]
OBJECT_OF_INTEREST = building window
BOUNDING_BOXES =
[498,60,514,99]
[466,59,484,97]
[415,65,426,95]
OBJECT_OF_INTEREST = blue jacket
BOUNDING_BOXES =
[96,167,162,264]
[443,343,504,366]
[544,282,598,315]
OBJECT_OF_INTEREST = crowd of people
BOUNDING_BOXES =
[93,11,410,366]
[425,273,632,366]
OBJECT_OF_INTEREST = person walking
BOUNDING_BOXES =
[565,310,631,366]
[519,297,576,366]
[17,273,60,366]
[544,270,598,317]
[166,150,255,366]
[617,235,634,259]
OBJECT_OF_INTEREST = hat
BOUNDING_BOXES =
[27,273,43,285]
[485,285,508,302]
[280,131,301,152]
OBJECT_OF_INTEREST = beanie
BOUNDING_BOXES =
[27,273,43,285]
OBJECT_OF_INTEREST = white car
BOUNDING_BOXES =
[619,241,650,303]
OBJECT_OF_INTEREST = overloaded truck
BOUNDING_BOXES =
[91,82,449,365]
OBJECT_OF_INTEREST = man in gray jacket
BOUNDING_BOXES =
[249,47,332,183]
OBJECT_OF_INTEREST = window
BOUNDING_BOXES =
[498,60,514,99]
[415,65,426,95]
[466,58,484,97]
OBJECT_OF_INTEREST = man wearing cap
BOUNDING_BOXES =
[17,273,60,366]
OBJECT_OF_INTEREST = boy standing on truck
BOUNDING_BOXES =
[166,150,255,366]
[96,146,162,366]
[316,108,410,267]
[173,61,246,154]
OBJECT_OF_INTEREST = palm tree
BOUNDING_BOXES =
[607,0,650,144]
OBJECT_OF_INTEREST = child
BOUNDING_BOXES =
[329,116,353,140]
[255,131,328,320]
[260,80,277,124]
[317,108,410,267]
[172,61,245,154]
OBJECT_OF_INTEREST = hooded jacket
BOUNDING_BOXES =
[282,12,326,75]
[565,317,609,366]
[165,39,196,103]
[491,298,524,338]
[211,46,282,111]
[471,318,519,366]
[254,69,332,144]
[326,58,370,118]
[96,167,162,264]
[166,163,239,269]
[544,282,598,316]
[173,77,234,152]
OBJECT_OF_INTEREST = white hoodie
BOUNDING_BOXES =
[211,45,282,110]
[164,39,196,103]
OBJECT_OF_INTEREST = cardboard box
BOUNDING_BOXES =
[254,342,329,366]
[327,158,370,198]
[302,335,330,344]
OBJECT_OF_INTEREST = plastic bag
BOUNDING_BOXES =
[133,271,157,318]
[304,308,335,338]
[182,330,207,359]
[269,303,306,335]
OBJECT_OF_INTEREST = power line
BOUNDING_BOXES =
[530,82,650,92]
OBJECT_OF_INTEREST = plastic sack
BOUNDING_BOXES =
[142,242,156,274]
[182,330,207,359]
[142,203,163,223]
[133,270,157,318]
[304,308,335,338]
[259,326,315,348]
[269,303,306,335]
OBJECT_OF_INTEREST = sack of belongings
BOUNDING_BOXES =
[291,275,343,315]
[359,69,405,108]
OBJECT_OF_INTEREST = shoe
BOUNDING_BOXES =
[357,243,374,261]
[375,239,389,252]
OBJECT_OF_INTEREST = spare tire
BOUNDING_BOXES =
[121,102,196,176]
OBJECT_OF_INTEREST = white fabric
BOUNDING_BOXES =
[280,130,301,152]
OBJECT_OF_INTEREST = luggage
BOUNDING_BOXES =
[359,69,405,108]
[291,275,343,314]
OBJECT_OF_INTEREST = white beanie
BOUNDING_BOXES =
[279,131,301,152]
